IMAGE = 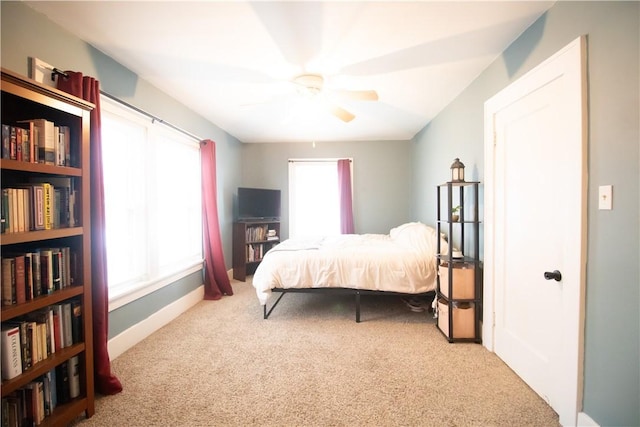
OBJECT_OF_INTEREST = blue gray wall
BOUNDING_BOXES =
[3,2,638,425]
[240,140,413,238]
[412,2,639,426]
[0,2,243,338]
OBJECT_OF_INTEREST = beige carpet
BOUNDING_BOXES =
[73,280,559,427]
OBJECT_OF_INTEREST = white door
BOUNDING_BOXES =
[484,37,587,426]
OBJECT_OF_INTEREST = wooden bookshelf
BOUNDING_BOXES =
[232,220,280,281]
[1,68,95,425]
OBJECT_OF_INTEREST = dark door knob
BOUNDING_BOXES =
[544,270,562,281]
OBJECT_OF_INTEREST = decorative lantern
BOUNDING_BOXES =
[450,158,465,182]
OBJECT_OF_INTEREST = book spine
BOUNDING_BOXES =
[1,326,23,380]
[24,253,34,300]
[33,124,40,163]
[10,188,17,233]
[43,120,55,166]
[2,124,10,159]
[24,382,38,425]
[49,368,58,410]
[1,188,9,233]
[62,126,71,166]
[28,121,36,163]
[27,321,38,364]
[71,300,82,343]
[47,308,55,355]
[52,307,63,351]
[62,303,73,348]
[43,370,53,416]
[55,359,70,404]
[13,255,26,304]
[42,184,53,230]
[53,189,61,229]
[62,247,71,288]
[23,186,32,231]
[16,188,25,233]
[33,185,45,230]
[68,355,80,399]
[38,250,53,295]
[37,322,47,362]
[51,250,62,291]
[21,126,30,163]
[32,252,42,298]
[37,120,46,164]
[18,320,32,370]
[1,257,16,305]
[9,126,17,160]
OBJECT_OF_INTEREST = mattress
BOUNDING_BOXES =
[252,222,446,305]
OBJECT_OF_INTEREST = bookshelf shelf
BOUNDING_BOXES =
[1,68,95,425]
[0,227,85,245]
[1,343,85,396]
[0,159,82,176]
[1,287,84,322]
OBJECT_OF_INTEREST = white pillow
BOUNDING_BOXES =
[390,222,434,251]
[390,222,450,256]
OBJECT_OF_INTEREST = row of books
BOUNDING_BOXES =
[1,300,82,380]
[1,177,78,234]
[1,247,77,307]
[1,120,71,167]
[1,356,80,426]
[246,243,277,263]
[245,225,276,242]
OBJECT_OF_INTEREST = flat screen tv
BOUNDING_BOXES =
[237,187,281,221]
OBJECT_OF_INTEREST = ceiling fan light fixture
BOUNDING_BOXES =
[290,73,377,122]
[293,73,324,97]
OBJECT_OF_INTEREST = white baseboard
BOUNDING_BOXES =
[576,412,599,427]
[108,284,204,360]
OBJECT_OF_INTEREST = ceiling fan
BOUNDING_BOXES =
[290,73,379,123]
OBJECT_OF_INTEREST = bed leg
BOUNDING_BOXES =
[355,291,361,323]
[263,291,287,319]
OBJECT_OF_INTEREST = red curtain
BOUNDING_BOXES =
[57,72,122,395]
[200,140,233,299]
[338,159,355,234]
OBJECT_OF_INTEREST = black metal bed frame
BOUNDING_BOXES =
[263,288,436,323]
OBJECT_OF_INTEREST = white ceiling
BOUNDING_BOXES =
[24,1,554,143]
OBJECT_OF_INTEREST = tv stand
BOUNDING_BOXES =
[232,220,281,281]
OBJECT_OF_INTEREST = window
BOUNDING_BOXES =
[288,159,351,238]
[101,97,203,309]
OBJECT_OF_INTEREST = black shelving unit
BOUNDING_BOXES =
[436,181,482,343]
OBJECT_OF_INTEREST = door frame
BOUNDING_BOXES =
[482,36,589,425]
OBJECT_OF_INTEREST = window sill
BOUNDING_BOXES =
[108,261,204,311]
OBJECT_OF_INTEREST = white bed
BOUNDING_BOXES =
[252,222,447,321]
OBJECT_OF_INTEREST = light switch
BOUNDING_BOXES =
[598,185,612,210]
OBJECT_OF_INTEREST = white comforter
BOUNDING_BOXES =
[252,222,446,305]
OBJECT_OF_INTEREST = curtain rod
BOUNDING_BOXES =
[100,90,202,142]
[288,158,352,163]
[52,68,69,79]
[41,63,202,142]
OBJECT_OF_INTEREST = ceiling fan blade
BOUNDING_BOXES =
[332,89,379,101]
[325,104,355,123]
[250,2,324,68]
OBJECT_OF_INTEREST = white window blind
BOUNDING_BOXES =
[101,97,203,309]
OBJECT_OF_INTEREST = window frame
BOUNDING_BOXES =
[100,96,204,311]
[288,158,353,238]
